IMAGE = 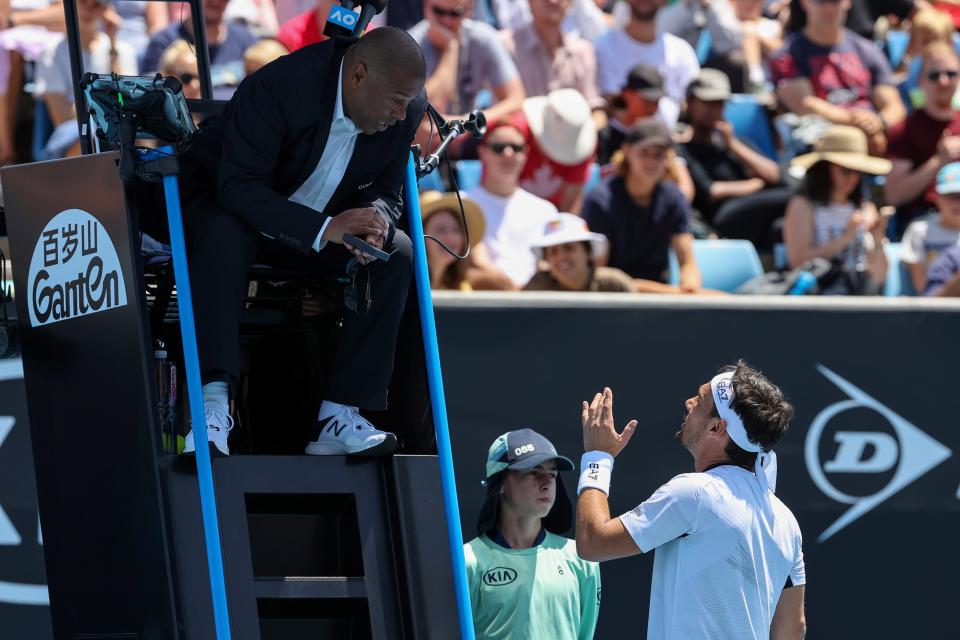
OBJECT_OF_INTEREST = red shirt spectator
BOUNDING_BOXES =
[277,7,328,52]
[520,139,592,209]
[517,89,596,213]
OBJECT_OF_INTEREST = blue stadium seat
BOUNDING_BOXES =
[884,242,904,296]
[886,30,910,68]
[668,239,765,292]
[455,159,483,191]
[584,163,602,194]
[695,29,712,65]
[723,95,777,161]
[417,169,445,193]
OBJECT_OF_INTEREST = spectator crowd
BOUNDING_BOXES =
[3,0,960,296]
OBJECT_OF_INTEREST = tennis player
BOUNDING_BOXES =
[575,361,806,639]
[464,428,601,639]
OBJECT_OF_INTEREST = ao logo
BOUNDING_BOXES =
[0,359,48,606]
[805,365,952,543]
[328,5,358,31]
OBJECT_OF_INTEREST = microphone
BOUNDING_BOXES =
[353,0,387,35]
[324,0,359,38]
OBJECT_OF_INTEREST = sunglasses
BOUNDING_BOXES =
[431,4,467,18]
[486,142,526,154]
[926,69,960,82]
[178,72,197,85]
[343,259,372,313]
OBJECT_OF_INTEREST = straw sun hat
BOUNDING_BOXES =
[419,191,486,248]
[791,125,892,175]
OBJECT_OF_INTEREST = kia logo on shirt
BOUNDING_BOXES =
[805,365,952,543]
[482,567,517,586]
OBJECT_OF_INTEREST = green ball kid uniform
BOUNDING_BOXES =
[464,531,601,640]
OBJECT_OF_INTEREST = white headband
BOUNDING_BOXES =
[710,372,778,493]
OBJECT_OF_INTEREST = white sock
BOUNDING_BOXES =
[202,381,229,416]
[318,399,352,420]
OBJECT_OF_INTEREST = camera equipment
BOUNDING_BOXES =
[80,72,197,181]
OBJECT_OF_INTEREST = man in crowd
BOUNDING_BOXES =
[141,0,257,98]
[276,0,333,52]
[464,429,600,639]
[178,28,427,457]
[886,41,960,232]
[498,0,601,111]
[575,363,807,639]
[519,89,597,213]
[597,64,662,165]
[408,0,524,123]
[466,117,559,288]
[679,69,789,249]
[770,0,905,155]
[925,243,960,295]
[595,0,700,128]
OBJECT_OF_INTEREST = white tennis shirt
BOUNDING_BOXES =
[620,464,805,640]
[289,61,361,252]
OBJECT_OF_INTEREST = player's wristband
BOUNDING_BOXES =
[578,451,614,496]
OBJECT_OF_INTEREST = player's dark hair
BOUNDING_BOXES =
[711,360,794,467]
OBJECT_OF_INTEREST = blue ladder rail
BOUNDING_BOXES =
[156,147,233,640]
[405,153,476,640]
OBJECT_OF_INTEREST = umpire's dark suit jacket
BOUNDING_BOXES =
[180,36,428,251]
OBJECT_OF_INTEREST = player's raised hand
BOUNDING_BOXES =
[581,387,638,457]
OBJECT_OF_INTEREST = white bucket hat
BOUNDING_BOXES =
[530,213,609,259]
[523,89,597,166]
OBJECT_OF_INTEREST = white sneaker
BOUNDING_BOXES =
[183,409,234,457]
[305,404,397,456]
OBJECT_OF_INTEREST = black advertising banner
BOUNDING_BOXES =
[436,295,960,639]
[1,154,178,638]
[0,358,52,638]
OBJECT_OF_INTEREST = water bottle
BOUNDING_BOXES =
[788,271,817,295]
[153,340,169,448]
[846,226,869,273]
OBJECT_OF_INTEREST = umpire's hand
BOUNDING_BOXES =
[322,207,389,263]
[581,388,638,457]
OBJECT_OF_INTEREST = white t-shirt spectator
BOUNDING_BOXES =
[620,464,806,640]
[595,28,700,128]
[900,213,960,266]
[35,33,138,103]
[466,185,558,286]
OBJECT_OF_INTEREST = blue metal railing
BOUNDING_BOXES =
[405,154,476,640]
[159,150,233,640]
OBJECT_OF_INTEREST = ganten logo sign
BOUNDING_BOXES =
[483,567,517,586]
[27,209,127,327]
[805,365,952,543]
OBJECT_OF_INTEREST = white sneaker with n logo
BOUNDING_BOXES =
[305,403,397,456]
[183,408,233,457]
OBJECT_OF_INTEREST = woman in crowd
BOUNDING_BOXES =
[159,39,201,101]
[524,213,635,292]
[784,125,891,294]
[419,190,487,291]
[582,117,706,294]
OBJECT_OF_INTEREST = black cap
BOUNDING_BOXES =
[624,117,673,147]
[623,64,664,101]
[476,428,575,537]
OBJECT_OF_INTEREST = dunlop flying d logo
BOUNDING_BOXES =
[0,360,48,606]
[27,209,128,327]
[482,567,518,586]
[805,365,952,543]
